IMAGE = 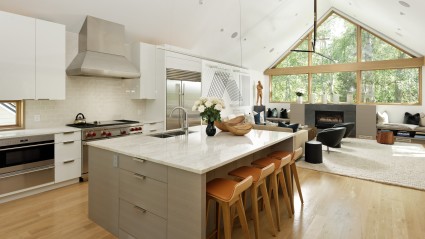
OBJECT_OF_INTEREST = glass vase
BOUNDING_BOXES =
[206,121,216,136]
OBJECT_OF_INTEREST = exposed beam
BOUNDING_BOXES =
[265,57,425,75]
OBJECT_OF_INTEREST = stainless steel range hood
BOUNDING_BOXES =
[66,16,140,79]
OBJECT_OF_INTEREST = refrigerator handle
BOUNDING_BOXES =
[182,82,185,107]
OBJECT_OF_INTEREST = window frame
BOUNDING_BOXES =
[0,100,24,130]
[266,11,423,105]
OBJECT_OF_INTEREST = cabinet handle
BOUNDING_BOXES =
[133,205,147,213]
[63,159,75,164]
[63,131,74,135]
[63,141,74,144]
[149,129,157,132]
[133,173,146,180]
[132,158,145,163]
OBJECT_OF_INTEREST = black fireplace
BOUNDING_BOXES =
[315,111,344,129]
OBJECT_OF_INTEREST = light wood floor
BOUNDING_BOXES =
[1,168,425,239]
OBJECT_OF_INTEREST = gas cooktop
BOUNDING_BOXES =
[67,119,140,128]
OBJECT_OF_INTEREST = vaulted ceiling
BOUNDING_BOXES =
[0,0,423,72]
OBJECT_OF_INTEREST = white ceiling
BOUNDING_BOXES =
[0,0,423,72]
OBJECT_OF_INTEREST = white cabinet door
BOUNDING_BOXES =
[128,42,156,99]
[0,11,35,100]
[35,19,66,100]
[55,140,81,183]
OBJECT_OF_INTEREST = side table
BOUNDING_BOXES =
[305,141,323,164]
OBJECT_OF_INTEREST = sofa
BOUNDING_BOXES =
[253,124,308,158]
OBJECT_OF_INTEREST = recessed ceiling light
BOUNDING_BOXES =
[398,1,410,7]
[396,32,403,37]
[349,2,352,6]
[295,13,298,17]
[400,11,405,15]
[231,32,238,38]
[269,48,275,53]
[263,46,266,49]
[397,28,401,31]
[243,38,247,41]
[220,28,224,32]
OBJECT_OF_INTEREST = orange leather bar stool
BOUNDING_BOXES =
[206,176,253,239]
[251,155,292,231]
[269,147,304,212]
[228,164,277,239]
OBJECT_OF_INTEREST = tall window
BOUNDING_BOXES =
[0,101,23,130]
[267,12,422,105]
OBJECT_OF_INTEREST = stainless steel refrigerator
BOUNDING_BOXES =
[166,69,202,130]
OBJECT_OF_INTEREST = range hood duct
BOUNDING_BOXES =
[66,16,140,79]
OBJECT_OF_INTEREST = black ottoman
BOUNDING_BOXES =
[305,141,323,164]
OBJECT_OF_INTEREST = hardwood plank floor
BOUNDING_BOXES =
[1,168,425,239]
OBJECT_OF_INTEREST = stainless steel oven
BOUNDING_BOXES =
[0,135,55,195]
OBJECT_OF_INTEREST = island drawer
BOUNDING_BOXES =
[119,154,167,183]
[119,169,167,219]
[119,199,167,239]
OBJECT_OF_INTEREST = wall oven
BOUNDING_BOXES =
[0,135,55,195]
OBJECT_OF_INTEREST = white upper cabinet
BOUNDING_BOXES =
[36,19,66,100]
[0,11,36,100]
[127,42,157,99]
[0,11,65,100]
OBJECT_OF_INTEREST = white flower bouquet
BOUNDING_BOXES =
[192,97,225,122]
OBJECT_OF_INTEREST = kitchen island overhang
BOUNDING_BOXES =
[87,125,295,239]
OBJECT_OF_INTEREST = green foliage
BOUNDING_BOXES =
[270,12,419,105]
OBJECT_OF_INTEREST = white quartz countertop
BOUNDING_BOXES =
[0,127,80,139]
[87,125,294,174]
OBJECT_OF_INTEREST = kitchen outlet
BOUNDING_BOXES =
[34,115,40,122]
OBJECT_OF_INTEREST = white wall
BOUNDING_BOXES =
[25,32,146,129]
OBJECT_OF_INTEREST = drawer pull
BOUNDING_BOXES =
[62,131,74,135]
[132,157,145,163]
[63,141,75,144]
[134,205,147,213]
[133,173,146,180]
[63,159,75,164]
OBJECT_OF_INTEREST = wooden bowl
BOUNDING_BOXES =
[226,122,253,136]
[215,115,245,132]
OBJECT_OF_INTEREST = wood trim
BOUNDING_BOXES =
[0,100,24,130]
[265,57,424,75]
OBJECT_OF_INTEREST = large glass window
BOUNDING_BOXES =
[312,13,357,65]
[270,75,308,102]
[0,101,23,129]
[362,30,411,62]
[312,72,357,103]
[275,39,309,68]
[361,68,419,104]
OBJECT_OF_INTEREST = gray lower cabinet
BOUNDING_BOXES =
[89,148,168,239]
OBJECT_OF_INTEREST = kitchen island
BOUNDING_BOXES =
[87,125,294,239]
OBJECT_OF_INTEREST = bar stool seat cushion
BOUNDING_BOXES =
[228,166,261,182]
[252,156,290,169]
[206,178,239,202]
[268,151,291,160]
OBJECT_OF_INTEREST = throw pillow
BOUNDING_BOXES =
[267,108,273,117]
[253,111,260,125]
[420,113,425,126]
[259,111,265,124]
[271,108,278,118]
[404,112,420,125]
[277,122,299,132]
[280,108,288,118]
[377,111,389,124]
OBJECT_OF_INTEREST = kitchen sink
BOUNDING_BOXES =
[149,130,195,138]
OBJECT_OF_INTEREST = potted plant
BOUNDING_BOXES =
[192,97,225,136]
[295,90,304,104]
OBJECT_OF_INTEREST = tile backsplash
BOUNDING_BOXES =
[24,32,146,129]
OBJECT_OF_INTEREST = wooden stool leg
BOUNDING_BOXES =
[270,172,281,230]
[259,182,277,236]
[283,165,294,213]
[251,187,260,239]
[291,163,304,204]
[221,203,232,239]
[235,196,251,239]
[217,204,222,239]
[278,171,293,217]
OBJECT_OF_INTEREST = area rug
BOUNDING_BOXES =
[297,138,425,190]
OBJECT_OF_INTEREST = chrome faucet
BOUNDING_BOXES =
[169,107,189,134]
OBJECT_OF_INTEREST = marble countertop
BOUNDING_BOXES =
[87,125,294,174]
[0,127,80,139]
